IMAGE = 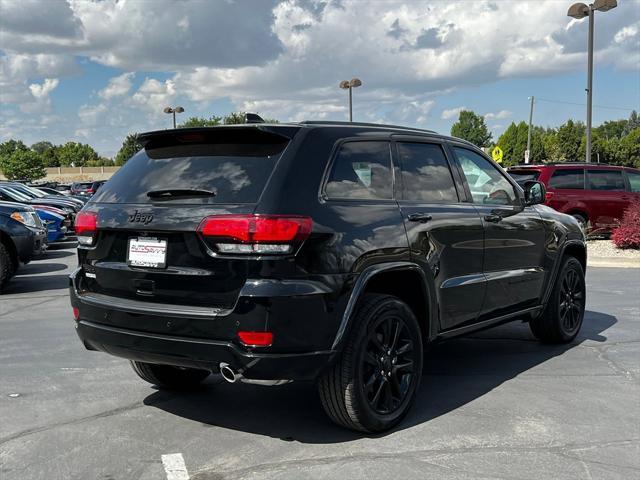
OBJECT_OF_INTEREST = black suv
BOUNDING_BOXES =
[70,121,587,432]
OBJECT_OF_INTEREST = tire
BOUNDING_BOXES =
[318,294,423,433]
[571,213,588,234]
[0,242,14,291]
[130,361,210,390]
[530,256,586,344]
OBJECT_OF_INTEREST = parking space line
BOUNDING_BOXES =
[161,453,190,480]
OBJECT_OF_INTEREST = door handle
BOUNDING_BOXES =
[407,213,432,223]
[484,213,502,223]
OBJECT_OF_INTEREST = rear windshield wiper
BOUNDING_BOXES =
[147,188,216,199]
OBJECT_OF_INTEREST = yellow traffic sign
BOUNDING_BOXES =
[492,146,503,163]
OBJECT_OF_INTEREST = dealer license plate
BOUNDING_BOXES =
[127,237,167,268]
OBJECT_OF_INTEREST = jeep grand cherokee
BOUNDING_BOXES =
[70,120,587,432]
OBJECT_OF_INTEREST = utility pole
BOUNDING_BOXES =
[526,96,535,164]
[585,6,594,163]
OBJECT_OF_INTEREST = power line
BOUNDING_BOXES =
[536,98,636,112]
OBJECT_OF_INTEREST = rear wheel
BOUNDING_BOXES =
[130,361,210,390]
[530,256,585,343]
[318,294,423,433]
[0,242,14,291]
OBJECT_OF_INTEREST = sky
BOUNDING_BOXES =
[0,0,639,158]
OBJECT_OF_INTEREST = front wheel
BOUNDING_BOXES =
[530,256,586,343]
[131,361,210,390]
[318,294,423,433]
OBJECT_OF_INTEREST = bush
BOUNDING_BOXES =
[612,200,640,249]
[0,149,46,181]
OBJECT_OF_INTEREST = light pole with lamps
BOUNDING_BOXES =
[339,78,362,122]
[163,106,185,129]
[567,0,617,163]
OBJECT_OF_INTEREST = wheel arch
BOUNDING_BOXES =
[541,239,587,306]
[331,262,436,351]
[0,230,19,270]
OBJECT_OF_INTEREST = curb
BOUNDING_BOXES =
[588,257,640,268]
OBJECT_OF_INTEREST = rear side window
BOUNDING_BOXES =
[548,169,584,189]
[628,170,640,193]
[92,142,286,204]
[397,142,457,202]
[587,169,625,191]
[325,141,393,200]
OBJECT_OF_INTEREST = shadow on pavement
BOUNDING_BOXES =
[41,249,76,259]
[16,262,69,275]
[4,274,70,294]
[144,310,616,444]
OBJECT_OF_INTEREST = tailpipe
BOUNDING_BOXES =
[219,362,242,383]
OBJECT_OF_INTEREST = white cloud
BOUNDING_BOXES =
[131,78,177,114]
[98,72,134,100]
[485,110,512,120]
[78,103,107,126]
[441,106,466,120]
[29,78,59,99]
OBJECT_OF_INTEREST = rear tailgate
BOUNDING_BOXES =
[79,127,296,310]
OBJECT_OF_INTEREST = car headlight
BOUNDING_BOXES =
[10,211,37,227]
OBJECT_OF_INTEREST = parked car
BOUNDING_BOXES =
[35,186,74,198]
[507,163,640,232]
[6,182,85,209]
[0,201,47,289]
[71,181,106,197]
[34,207,68,243]
[0,185,81,221]
[70,120,587,432]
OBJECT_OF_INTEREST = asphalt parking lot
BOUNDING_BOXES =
[1,244,639,480]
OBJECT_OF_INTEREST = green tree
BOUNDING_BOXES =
[223,112,247,125]
[179,116,222,128]
[30,141,54,154]
[115,134,142,166]
[556,120,585,161]
[624,110,640,135]
[620,127,640,168]
[450,110,492,148]
[0,149,46,181]
[56,142,99,167]
[0,139,28,159]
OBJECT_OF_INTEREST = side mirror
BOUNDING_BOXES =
[523,180,546,206]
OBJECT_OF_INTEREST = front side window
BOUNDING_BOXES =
[397,142,458,203]
[325,141,393,200]
[549,169,584,189]
[628,170,640,193]
[453,147,517,206]
[587,169,625,191]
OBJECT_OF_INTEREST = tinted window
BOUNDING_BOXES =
[397,143,457,202]
[453,147,517,206]
[628,171,640,193]
[325,141,392,200]
[549,169,584,189]
[508,169,540,186]
[92,145,285,204]
[587,169,625,191]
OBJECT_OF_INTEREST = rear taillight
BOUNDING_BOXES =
[72,307,80,321]
[198,215,312,255]
[237,331,273,347]
[75,211,97,246]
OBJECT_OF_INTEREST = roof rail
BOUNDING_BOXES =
[299,120,437,134]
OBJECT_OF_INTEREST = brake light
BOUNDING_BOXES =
[72,307,80,321]
[75,211,97,246]
[237,331,273,347]
[198,215,312,254]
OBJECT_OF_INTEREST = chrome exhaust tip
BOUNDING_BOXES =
[219,362,240,383]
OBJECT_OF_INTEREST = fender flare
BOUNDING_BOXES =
[331,261,437,350]
[541,239,587,306]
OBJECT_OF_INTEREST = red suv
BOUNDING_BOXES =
[508,163,640,232]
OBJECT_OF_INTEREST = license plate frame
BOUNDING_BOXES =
[126,237,168,269]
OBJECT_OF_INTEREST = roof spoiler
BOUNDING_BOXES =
[245,113,265,124]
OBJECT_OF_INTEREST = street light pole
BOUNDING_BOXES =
[586,7,594,163]
[567,0,617,163]
[339,78,362,122]
[526,96,535,164]
[163,106,185,129]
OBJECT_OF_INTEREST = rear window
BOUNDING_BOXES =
[587,169,625,191]
[549,169,584,189]
[508,169,540,186]
[92,140,287,204]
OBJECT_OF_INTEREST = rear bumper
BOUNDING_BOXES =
[69,268,346,381]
